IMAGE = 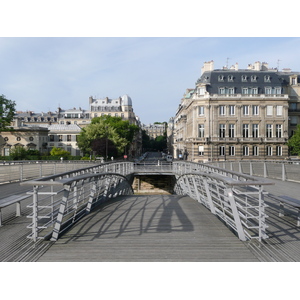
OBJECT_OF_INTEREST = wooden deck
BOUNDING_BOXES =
[1,178,300,262]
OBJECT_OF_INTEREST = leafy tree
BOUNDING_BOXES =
[9,146,27,160]
[0,94,16,130]
[77,115,139,157]
[50,146,70,158]
[287,125,300,155]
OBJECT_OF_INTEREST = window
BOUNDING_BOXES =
[251,75,257,82]
[228,75,234,82]
[252,124,259,138]
[290,103,297,111]
[292,77,297,85]
[290,116,298,126]
[229,105,235,115]
[243,124,249,138]
[198,124,205,138]
[252,105,259,116]
[276,124,282,138]
[276,106,283,116]
[198,106,205,116]
[276,146,282,156]
[229,124,235,138]
[267,146,273,156]
[241,75,247,82]
[198,87,205,95]
[198,146,204,156]
[58,135,63,142]
[229,146,235,156]
[218,75,225,82]
[275,87,281,95]
[228,87,235,95]
[264,75,271,82]
[219,146,225,156]
[242,88,249,94]
[4,148,10,156]
[219,124,226,138]
[253,146,259,156]
[49,135,54,142]
[243,105,249,115]
[67,135,72,142]
[266,105,273,116]
[265,87,272,95]
[219,105,225,116]
[252,87,258,94]
[243,146,249,156]
[266,124,273,138]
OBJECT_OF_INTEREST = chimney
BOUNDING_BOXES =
[261,62,269,71]
[254,61,261,70]
[201,60,214,74]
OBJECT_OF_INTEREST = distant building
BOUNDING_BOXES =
[173,60,300,162]
[0,118,49,156]
[12,94,142,157]
[142,123,166,139]
[89,94,138,125]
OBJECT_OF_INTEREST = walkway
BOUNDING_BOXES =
[1,167,300,261]
[37,194,259,262]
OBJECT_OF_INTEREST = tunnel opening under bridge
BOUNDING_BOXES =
[132,174,176,195]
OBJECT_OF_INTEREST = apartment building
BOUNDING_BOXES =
[173,61,300,162]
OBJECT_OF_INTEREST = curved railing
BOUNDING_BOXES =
[20,162,134,242]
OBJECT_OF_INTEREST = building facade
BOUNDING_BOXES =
[11,94,142,158]
[173,61,300,162]
[0,119,49,157]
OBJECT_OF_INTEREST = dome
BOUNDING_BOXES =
[121,94,132,106]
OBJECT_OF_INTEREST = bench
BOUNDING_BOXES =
[276,195,300,226]
[0,194,31,226]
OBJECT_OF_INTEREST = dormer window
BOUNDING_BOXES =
[264,75,271,82]
[241,75,247,82]
[218,75,225,82]
[251,75,257,82]
[228,75,234,82]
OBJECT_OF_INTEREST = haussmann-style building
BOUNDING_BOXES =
[173,60,300,162]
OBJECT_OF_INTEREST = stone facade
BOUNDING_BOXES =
[173,61,300,162]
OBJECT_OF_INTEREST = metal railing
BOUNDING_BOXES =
[209,160,300,182]
[18,160,273,242]
[21,162,134,242]
[0,160,98,184]
[172,161,272,241]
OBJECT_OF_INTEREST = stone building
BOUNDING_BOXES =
[173,61,300,162]
[11,94,142,158]
[0,119,49,156]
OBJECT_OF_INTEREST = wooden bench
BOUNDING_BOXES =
[0,195,31,226]
[277,195,300,226]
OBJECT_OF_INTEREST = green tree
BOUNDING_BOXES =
[0,94,16,130]
[50,146,70,158]
[77,116,139,157]
[9,146,27,160]
[287,125,300,155]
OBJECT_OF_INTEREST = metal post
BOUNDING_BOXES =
[32,185,39,242]
[263,161,267,178]
[282,163,286,181]
[226,187,247,241]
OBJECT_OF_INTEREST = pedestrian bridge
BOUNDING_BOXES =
[19,160,275,243]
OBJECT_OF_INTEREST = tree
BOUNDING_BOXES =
[50,146,70,158]
[77,116,139,157]
[287,125,300,156]
[0,94,16,130]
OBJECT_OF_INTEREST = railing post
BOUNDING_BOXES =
[263,161,267,178]
[282,163,286,181]
[226,187,247,241]
[32,185,39,242]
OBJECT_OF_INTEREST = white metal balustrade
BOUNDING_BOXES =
[19,160,273,242]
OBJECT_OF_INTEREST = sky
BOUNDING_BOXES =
[2,37,300,125]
